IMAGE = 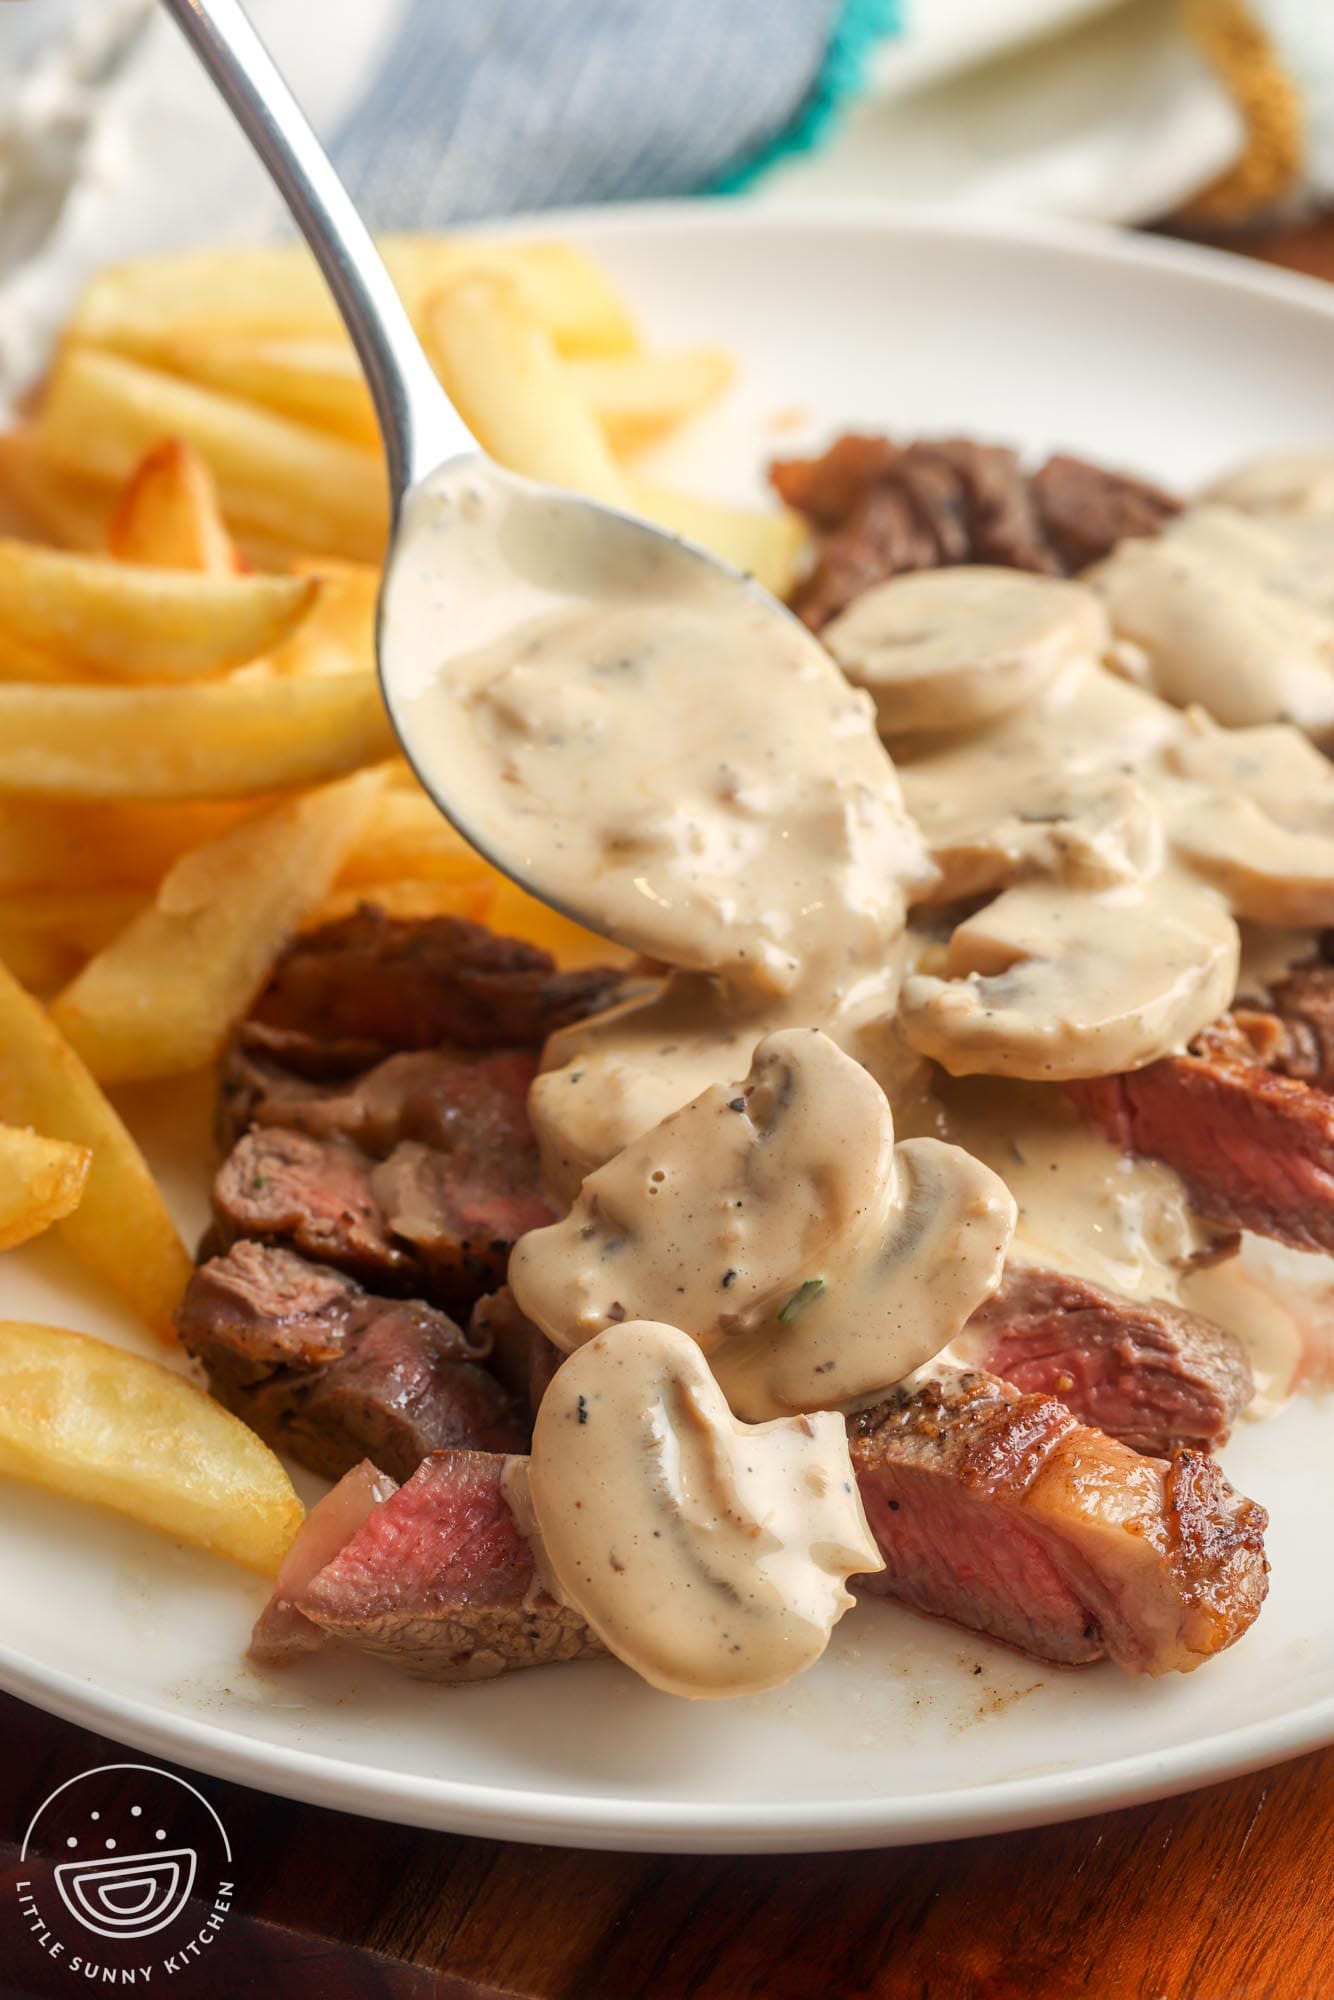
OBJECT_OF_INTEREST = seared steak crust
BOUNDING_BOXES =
[245,907,622,1072]
[848,1368,1267,1676]
[177,1241,527,1483]
[295,1450,602,1682]
[966,1262,1253,1455]
[772,433,1179,629]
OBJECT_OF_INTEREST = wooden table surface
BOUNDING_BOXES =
[4,216,1334,2000]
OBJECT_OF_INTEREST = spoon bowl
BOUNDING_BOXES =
[161,0,835,963]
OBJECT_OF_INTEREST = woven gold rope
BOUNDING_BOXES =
[1181,0,1306,223]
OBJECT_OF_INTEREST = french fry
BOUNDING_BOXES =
[628,480,808,599]
[0,798,251,893]
[487,875,631,968]
[151,333,378,447]
[34,346,387,562]
[73,236,638,357]
[421,272,630,505]
[0,1126,90,1250]
[0,429,112,551]
[0,673,394,801]
[568,347,734,455]
[0,888,147,960]
[0,1321,303,1573]
[52,769,385,1081]
[0,959,191,1334]
[266,559,377,677]
[0,540,315,682]
[338,784,491,887]
[106,438,240,573]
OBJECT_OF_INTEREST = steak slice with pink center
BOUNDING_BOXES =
[849,1368,1267,1675]
[963,1263,1253,1455]
[286,1450,601,1682]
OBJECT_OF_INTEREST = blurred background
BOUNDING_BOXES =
[0,0,1331,382]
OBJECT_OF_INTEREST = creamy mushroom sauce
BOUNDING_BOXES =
[511,1028,1015,1419]
[390,451,1334,1697]
[527,1320,882,1698]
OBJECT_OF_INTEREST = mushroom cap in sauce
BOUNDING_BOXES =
[511,1027,1015,1416]
[527,1319,882,1700]
[822,567,1110,738]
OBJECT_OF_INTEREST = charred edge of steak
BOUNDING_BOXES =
[848,1367,1267,1676]
[292,1450,603,1683]
[966,1263,1253,1456]
[243,907,625,1074]
[771,433,1180,629]
[177,1241,529,1485]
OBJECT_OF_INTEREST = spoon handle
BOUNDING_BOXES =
[161,0,475,503]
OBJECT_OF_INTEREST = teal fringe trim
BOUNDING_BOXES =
[711,0,902,193]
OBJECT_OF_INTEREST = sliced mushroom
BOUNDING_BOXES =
[908,771,1162,905]
[711,1134,1014,1420]
[823,567,1109,737]
[1159,709,1334,924]
[898,877,1239,1081]
[511,1027,1015,1417]
[1204,451,1334,517]
[1090,529,1334,739]
[527,1319,882,1698]
[898,658,1175,903]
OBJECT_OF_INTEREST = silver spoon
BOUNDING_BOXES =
[161,0,867,970]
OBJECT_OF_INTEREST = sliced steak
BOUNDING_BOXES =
[288,1450,603,1682]
[212,1128,414,1287]
[246,907,622,1073]
[177,1240,528,1483]
[1070,1052,1334,1255]
[849,1367,1267,1675]
[1029,454,1181,571]
[212,1125,549,1303]
[227,1045,540,1158]
[251,1460,400,1664]
[471,1285,563,1415]
[772,432,1179,631]
[964,1262,1253,1455]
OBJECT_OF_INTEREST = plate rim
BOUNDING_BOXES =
[3,196,1333,1852]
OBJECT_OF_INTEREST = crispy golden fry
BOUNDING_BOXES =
[568,347,734,454]
[0,630,81,685]
[0,540,316,682]
[152,333,378,447]
[422,272,630,505]
[486,875,631,969]
[0,1126,90,1250]
[629,480,809,599]
[34,346,387,562]
[106,437,240,572]
[0,960,191,1334]
[52,769,384,1081]
[0,890,148,995]
[73,236,638,357]
[0,798,250,893]
[339,784,491,887]
[0,429,111,551]
[267,559,377,677]
[0,672,393,801]
[0,1320,303,1573]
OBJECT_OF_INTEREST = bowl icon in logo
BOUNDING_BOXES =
[54,1846,198,1940]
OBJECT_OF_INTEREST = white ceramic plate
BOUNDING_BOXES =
[3,204,1334,1854]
